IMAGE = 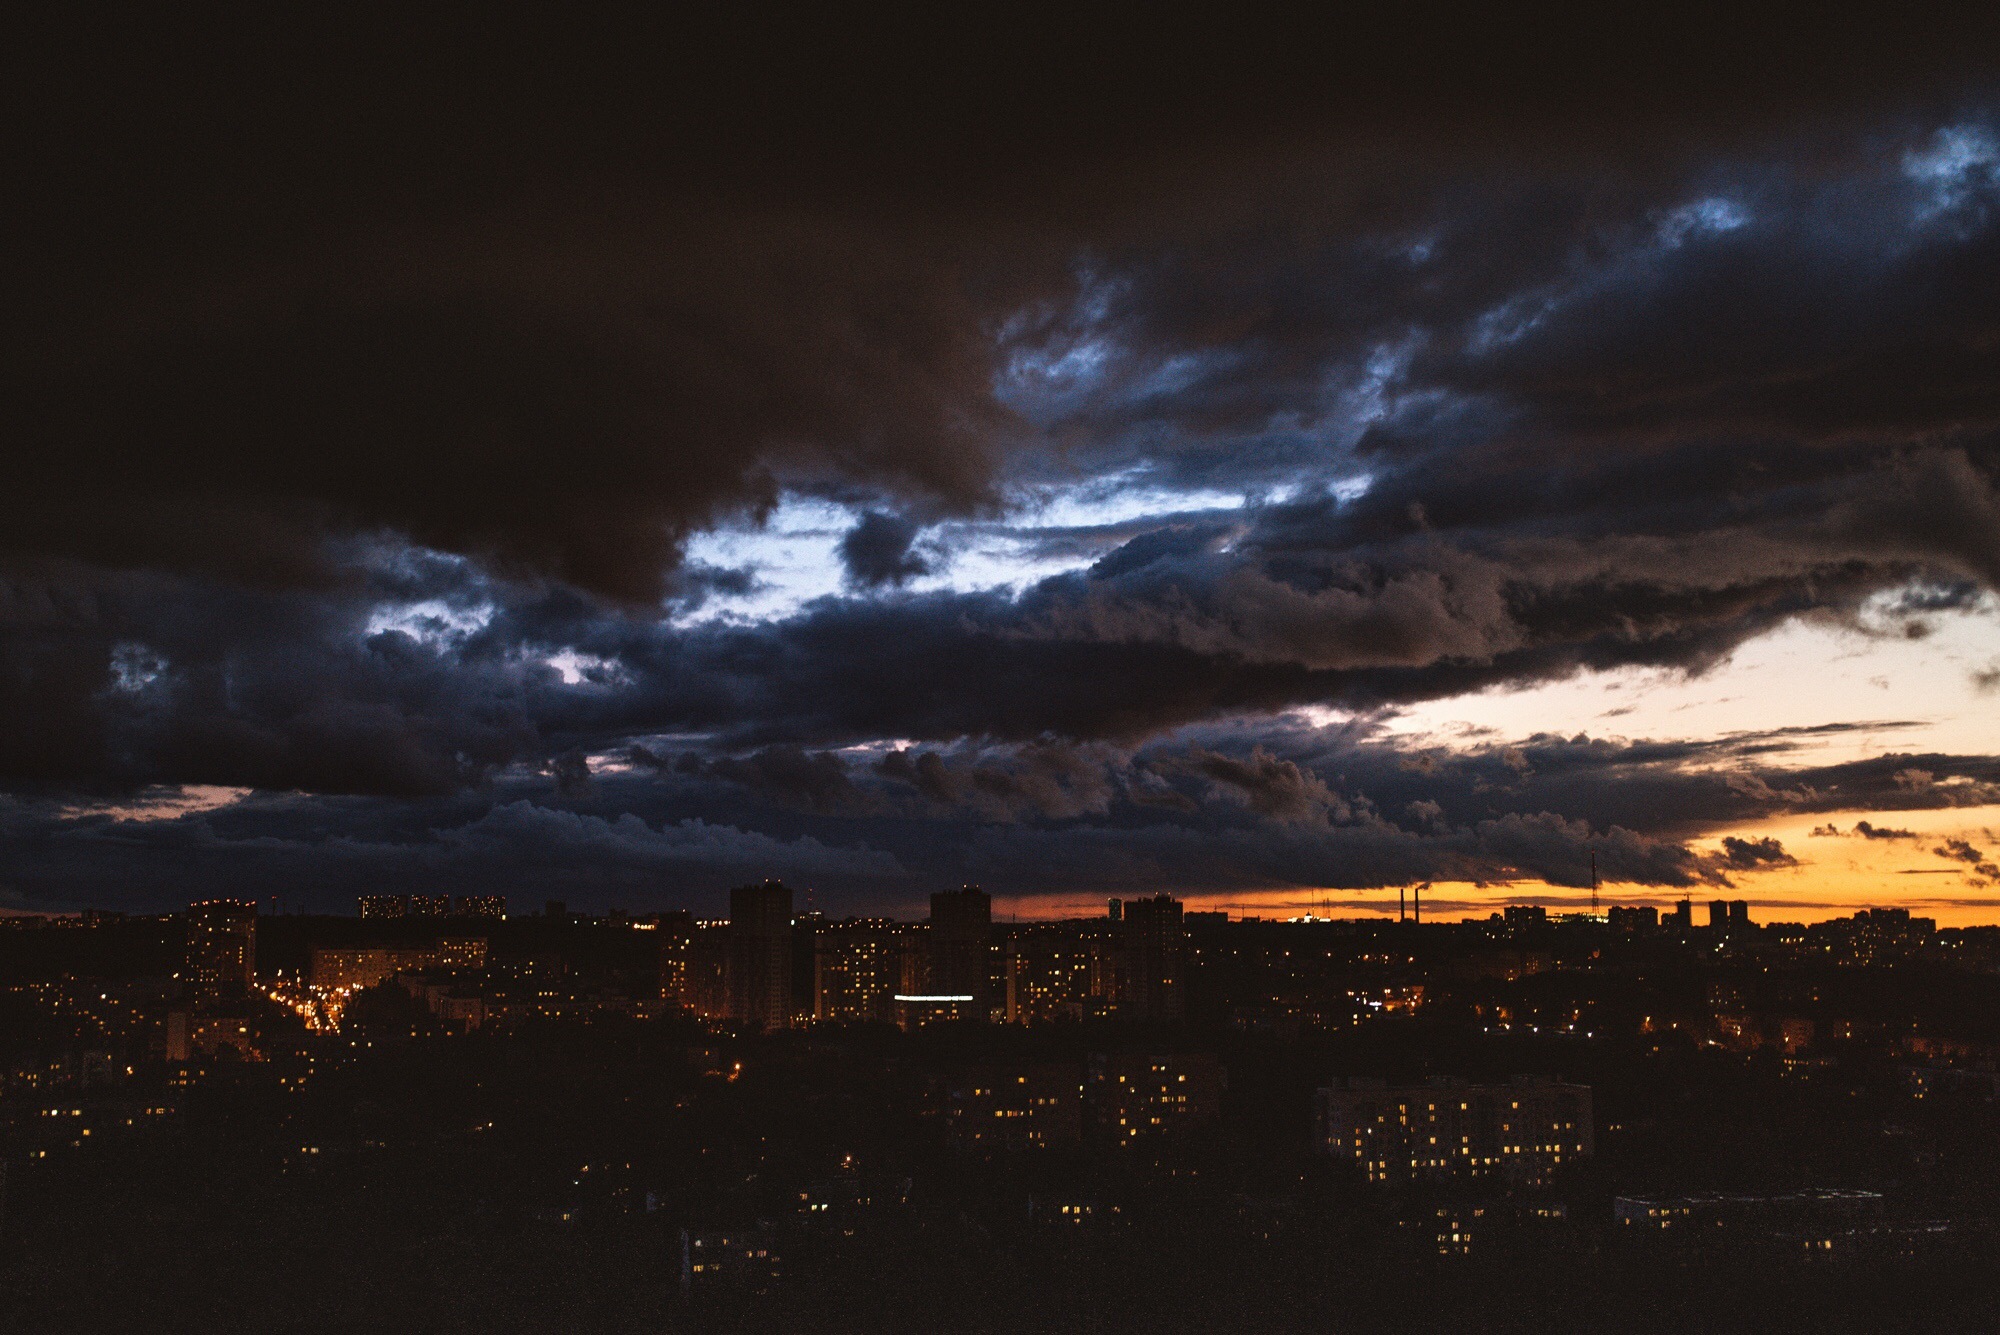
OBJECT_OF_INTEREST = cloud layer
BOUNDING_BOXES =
[3,16,1999,909]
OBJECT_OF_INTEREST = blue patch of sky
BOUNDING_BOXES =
[679,495,853,622]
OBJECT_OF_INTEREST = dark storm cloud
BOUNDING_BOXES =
[839,513,933,589]
[6,13,2000,905]
[1719,836,1797,870]
[546,475,1975,750]
[4,717,1995,913]
[1892,767,2000,807]
[7,226,1019,605]
[1175,748,1348,825]
[0,783,906,915]
[8,10,1998,598]
[666,562,765,614]
[694,745,862,813]
[873,742,1121,823]
[545,750,594,799]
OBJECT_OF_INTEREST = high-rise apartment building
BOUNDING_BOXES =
[185,900,257,997]
[1003,924,1118,1023]
[728,882,793,1029]
[928,886,992,1019]
[657,911,694,1003]
[676,921,731,1020]
[1706,899,1753,935]
[813,919,909,1023]
[1120,894,1188,1021]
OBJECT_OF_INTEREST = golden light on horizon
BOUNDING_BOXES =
[995,803,2000,927]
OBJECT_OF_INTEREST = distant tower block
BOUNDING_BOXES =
[930,886,993,1019]
[184,900,257,998]
[1120,893,1188,1021]
[727,882,794,1030]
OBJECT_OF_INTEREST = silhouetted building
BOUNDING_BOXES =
[679,921,731,1020]
[166,1010,261,1062]
[1404,1199,1569,1256]
[1120,894,1188,1021]
[946,1064,1083,1150]
[184,900,256,997]
[891,992,979,1028]
[1005,924,1118,1022]
[1315,1076,1593,1186]
[793,1172,913,1233]
[360,893,503,919]
[929,886,992,1019]
[680,1226,784,1295]
[657,911,694,1002]
[728,882,793,1028]
[1608,906,1659,932]
[1704,898,1754,936]
[1503,905,1548,929]
[433,936,487,969]
[1667,898,1693,930]
[309,938,487,990]
[1087,1052,1224,1144]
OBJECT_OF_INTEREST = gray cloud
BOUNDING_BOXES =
[1812,820,1920,839]
[4,25,2000,907]
[840,512,934,589]
[1176,747,1349,824]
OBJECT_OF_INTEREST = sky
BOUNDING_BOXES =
[4,11,2000,920]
